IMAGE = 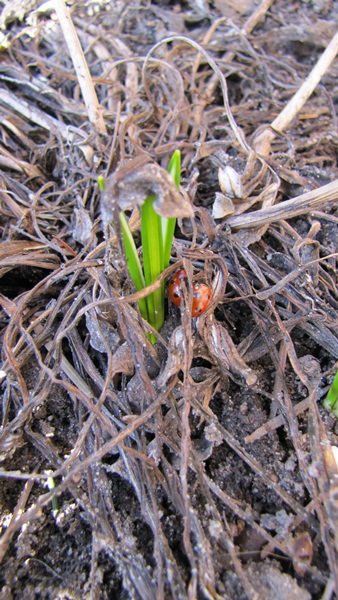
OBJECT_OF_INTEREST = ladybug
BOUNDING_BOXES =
[168,269,212,317]
[167,269,187,307]
[191,282,212,317]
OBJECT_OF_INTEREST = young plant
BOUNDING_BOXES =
[99,151,181,343]
[323,370,338,417]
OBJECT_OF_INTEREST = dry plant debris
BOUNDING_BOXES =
[0,0,338,598]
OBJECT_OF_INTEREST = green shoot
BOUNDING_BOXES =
[323,371,338,417]
[97,175,106,191]
[116,150,181,343]
[162,150,180,269]
[119,212,149,325]
[140,194,164,334]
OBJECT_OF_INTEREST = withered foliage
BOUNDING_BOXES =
[0,1,338,598]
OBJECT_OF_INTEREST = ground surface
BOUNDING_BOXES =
[0,1,338,599]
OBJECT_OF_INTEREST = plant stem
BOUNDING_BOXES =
[119,212,149,324]
[323,371,338,417]
[115,150,182,344]
[162,150,180,269]
[141,195,164,335]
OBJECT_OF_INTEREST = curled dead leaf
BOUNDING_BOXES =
[156,326,187,389]
[218,165,243,199]
[204,320,257,386]
[101,156,194,230]
[212,192,235,219]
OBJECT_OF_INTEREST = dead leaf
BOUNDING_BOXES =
[156,326,188,389]
[204,320,257,386]
[212,193,235,219]
[0,240,47,260]
[101,156,194,231]
[285,532,313,576]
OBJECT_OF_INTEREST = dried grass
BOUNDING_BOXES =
[0,0,338,597]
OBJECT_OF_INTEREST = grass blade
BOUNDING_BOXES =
[115,150,181,343]
[162,150,181,268]
[168,149,181,189]
[141,195,164,335]
[323,371,338,417]
[119,212,149,324]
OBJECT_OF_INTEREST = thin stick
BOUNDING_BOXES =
[271,29,338,134]
[241,0,275,35]
[53,0,107,134]
[254,29,338,155]
[226,178,338,229]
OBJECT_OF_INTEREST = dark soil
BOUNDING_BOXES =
[0,1,338,599]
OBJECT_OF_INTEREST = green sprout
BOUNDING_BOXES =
[323,370,338,417]
[97,175,106,191]
[101,151,181,343]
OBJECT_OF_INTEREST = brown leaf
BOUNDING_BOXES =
[156,326,188,389]
[285,532,313,576]
[101,156,194,230]
[204,320,257,386]
[0,240,47,260]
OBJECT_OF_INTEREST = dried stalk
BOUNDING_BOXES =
[53,0,107,134]
[0,88,94,162]
[254,28,338,156]
[272,29,338,133]
[227,178,338,229]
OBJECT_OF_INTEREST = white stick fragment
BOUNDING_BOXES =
[254,28,338,156]
[271,29,338,134]
[53,0,107,134]
[226,179,338,229]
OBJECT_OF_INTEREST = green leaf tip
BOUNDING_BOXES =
[98,175,106,191]
[323,371,338,417]
[167,149,181,189]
